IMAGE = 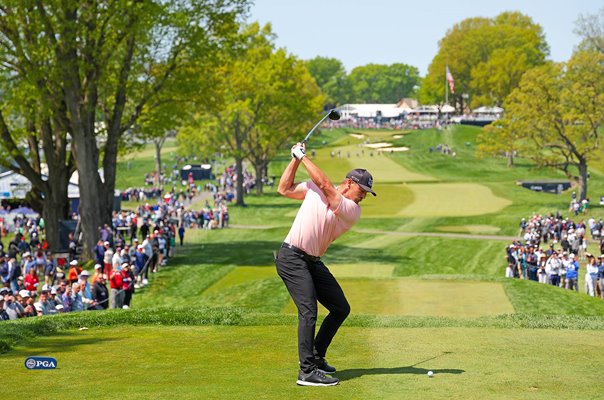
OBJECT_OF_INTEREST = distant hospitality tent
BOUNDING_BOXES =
[473,106,504,116]
[337,104,408,120]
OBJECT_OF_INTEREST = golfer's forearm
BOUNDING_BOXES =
[301,156,333,192]
[277,158,301,195]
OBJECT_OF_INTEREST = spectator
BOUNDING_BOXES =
[71,283,85,312]
[61,285,73,312]
[92,274,109,310]
[67,260,81,285]
[103,241,114,278]
[22,252,36,275]
[121,262,134,309]
[598,254,604,300]
[24,268,39,293]
[178,224,185,246]
[4,291,24,320]
[112,247,123,271]
[92,264,103,282]
[78,271,92,301]
[35,290,56,315]
[109,265,124,309]
[545,252,562,286]
[0,297,9,320]
[48,287,63,311]
[44,257,56,287]
[537,254,548,284]
[34,249,47,275]
[7,257,21,293]
[133,245,148,288]
[585,253,598,297]
[94,239,105,265]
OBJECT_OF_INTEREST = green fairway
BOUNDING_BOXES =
[400,182,512,217]
[283,279,515,317]
[2,325,602,400]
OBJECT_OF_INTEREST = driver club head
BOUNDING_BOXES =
[328,109,341,121]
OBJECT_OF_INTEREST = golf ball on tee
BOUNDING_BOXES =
[427,371,434,377]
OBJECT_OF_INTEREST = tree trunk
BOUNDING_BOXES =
[255,163,263,195]
[235,157,245,206]
[72,134,104,260]
[507,151,514,167]
[43,164,71,252]
[578,160,588,201]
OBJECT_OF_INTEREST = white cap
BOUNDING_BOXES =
[94,264,102,270]
[70,260,78,266]
[19,290,30,298]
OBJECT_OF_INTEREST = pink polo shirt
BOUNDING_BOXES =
[284,181,361,257]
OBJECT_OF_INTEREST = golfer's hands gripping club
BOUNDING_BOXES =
[291,143,306,160]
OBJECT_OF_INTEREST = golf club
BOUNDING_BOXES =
[301,109,341,144]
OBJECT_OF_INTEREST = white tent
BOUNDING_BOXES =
[337,104,407,119]
[473,106,504,114]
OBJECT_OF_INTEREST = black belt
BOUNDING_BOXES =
[281,242,321,262]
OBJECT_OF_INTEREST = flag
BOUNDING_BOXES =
[446,65,455,94]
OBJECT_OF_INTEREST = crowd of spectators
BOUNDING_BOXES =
[0,161,256,321]
[0,210,177,320]
[505,211,604,299]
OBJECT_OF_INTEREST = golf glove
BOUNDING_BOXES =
[291,143,306,160]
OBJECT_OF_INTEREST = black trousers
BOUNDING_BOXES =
[275,245,350,373]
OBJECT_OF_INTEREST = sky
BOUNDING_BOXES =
[249,0,602,76]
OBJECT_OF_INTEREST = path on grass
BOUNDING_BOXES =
[229,224,518,242]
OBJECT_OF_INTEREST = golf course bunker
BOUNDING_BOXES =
[283,279,514,317]
[399,183,511,217]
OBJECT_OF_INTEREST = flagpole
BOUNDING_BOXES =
[445,65,448,105]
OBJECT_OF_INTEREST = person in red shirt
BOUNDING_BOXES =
[109,265,124,309]
[120,262,134,309]
[24,268,39,293]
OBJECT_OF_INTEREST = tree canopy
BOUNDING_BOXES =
[477,50,604,200]
[177,23,324,203]
[0,0,249,257]
[420,12,549,110]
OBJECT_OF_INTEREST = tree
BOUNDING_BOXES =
[178,23,324,202]
[0,0,248,259]
[0,22,75,252]
[420,12,548,110]
[483,51,604,199]
[348,63,420,103]
[575,6,604,54]
[306,56,350,106]
[476,119,523,167]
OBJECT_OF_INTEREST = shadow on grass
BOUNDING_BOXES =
[335,366,465,381]
[171,241,405,267]
[9,333,119,356]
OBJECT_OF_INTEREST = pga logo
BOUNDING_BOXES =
[25,356,57,370]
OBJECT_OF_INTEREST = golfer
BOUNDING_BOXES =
[275,142,375,386]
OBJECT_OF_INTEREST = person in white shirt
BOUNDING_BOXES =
[585,253,599,296]
[545,252,562,286]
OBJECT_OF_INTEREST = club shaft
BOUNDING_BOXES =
[302,112,332,144]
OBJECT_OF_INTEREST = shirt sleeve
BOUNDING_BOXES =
[332,195,361,224]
